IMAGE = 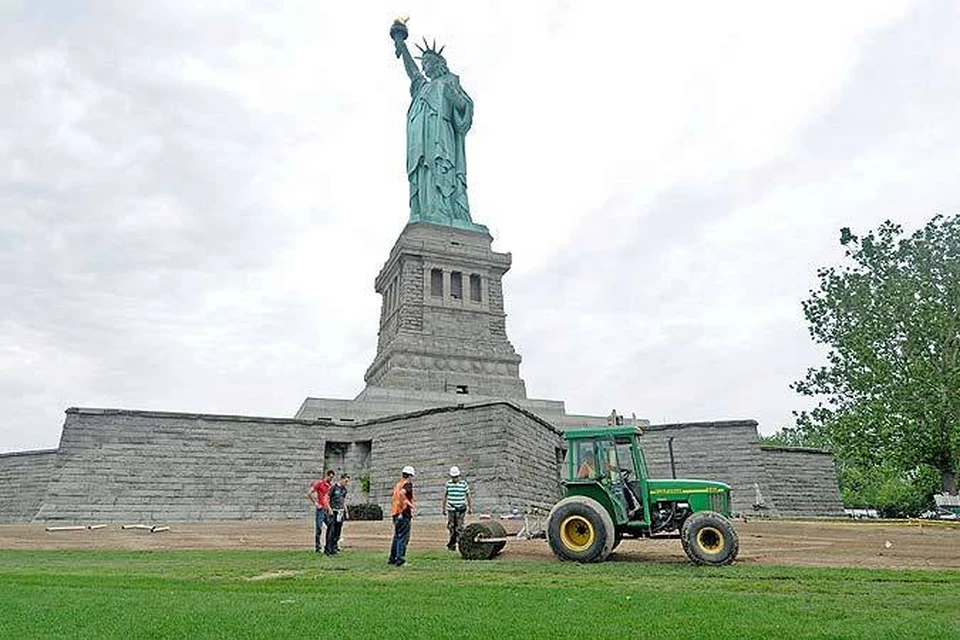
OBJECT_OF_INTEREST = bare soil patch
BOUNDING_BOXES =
[2,518,957,570]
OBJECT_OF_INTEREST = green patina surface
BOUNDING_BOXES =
[390,19,487,234]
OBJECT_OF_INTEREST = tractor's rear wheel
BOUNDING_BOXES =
[680,511,739,566]
[547,496,615,563]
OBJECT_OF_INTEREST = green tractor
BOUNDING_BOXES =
[547,426,740,566]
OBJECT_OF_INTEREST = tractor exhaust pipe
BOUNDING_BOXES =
[668,437,677,479]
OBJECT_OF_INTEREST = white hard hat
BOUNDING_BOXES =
[449,465,461,477]
[402,465,416,476]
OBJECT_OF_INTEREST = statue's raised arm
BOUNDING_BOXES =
[390,19,425,90]
[388,19,481,230]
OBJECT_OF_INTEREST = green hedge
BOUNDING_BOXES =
[347,504,384,521]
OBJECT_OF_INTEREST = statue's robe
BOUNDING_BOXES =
[406,73,473,222]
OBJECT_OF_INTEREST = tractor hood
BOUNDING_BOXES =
[646,479,732,516]
[647,479,731,495]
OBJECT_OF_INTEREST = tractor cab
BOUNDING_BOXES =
[562,426,648,526]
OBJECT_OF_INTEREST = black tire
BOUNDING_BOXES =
[680,511,739,566]
[547,496,615,563]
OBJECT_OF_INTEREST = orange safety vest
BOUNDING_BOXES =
[390,478,414,517]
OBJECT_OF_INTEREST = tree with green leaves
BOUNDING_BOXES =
[793,214,960,495]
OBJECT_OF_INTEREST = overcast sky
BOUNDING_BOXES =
[2,1,959,453]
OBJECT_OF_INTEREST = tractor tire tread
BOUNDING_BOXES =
[680,510,739,566]
[547,495,615,563]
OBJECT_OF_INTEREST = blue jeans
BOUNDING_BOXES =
[314,508,326,552]
[389,513,412,565]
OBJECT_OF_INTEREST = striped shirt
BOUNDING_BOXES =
[444,479,470,510]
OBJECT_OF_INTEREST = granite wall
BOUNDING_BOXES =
[758,445,845,517]
[639,421,843,517]
[7,407,841,524]
[26,403,563,523]
[35,408,348,523]
[346,402,563,516]
[0,449,58,523]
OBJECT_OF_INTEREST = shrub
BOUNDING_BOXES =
[840,463,941,518]
[347,503,384,521]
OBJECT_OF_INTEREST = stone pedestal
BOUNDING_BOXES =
[363,222,527,399]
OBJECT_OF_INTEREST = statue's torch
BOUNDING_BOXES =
[390,17,409,58]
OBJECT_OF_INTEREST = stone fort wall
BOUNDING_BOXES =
[36,408,343,522]
[639,421,843,517]
[758,445,845,517]
[360,403,563,516]
[6,407,841,523]
[27,403,563,524]
[0,449,58,523]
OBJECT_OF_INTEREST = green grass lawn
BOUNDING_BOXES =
[1,550,958,639]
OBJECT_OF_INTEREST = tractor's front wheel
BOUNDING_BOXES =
[680,511,739,566]
[547,496,615,563]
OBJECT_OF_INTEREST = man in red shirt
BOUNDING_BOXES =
[306,470,336,553]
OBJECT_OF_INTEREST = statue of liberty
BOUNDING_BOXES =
[390,19,482,230]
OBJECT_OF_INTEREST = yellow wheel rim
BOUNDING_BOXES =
[696,526,724,553]
[559,515,595,552]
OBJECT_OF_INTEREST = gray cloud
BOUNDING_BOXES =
[2,1,958,452]
[1,4,309,450]
[510,0,960,428]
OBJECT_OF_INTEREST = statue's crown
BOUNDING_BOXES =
[414,37,445,60]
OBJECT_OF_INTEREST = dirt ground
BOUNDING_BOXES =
[2,518,958,570]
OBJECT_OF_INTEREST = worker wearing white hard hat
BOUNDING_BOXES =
[441,464,472,550]
[388,465,416,566]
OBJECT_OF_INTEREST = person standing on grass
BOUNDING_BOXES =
[306,469,336,553]
[388,465,416,566]
[441,465,472,550]
[324,474,350,556]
